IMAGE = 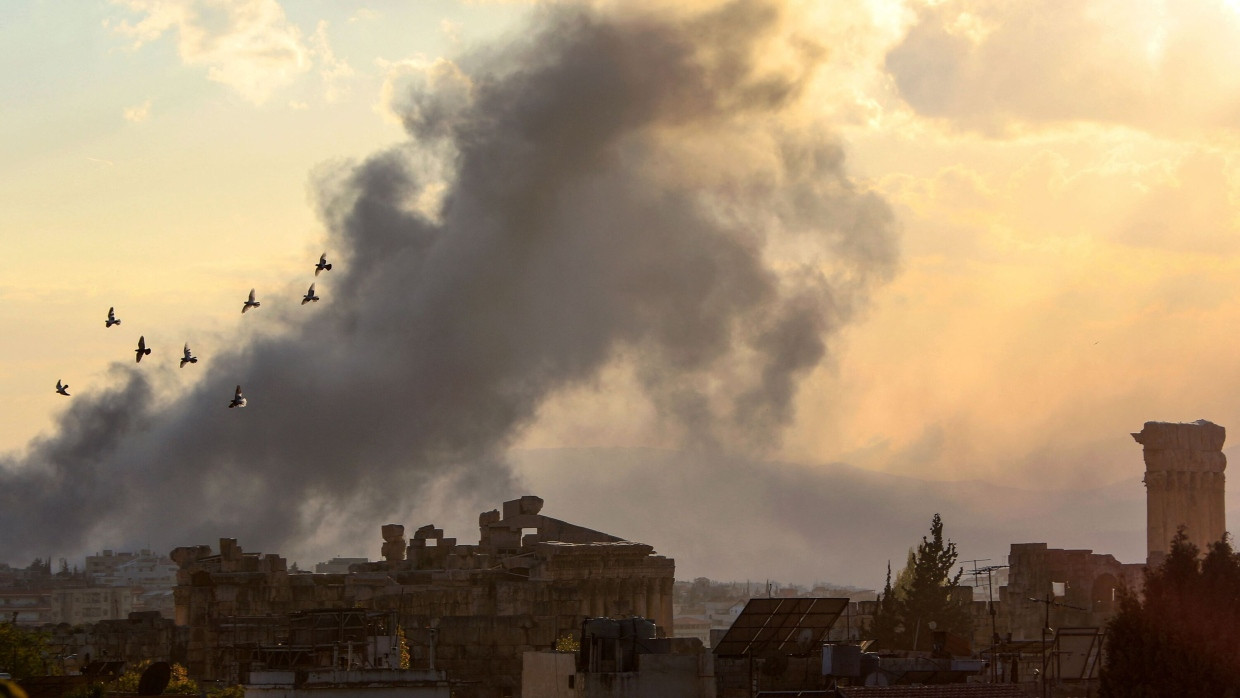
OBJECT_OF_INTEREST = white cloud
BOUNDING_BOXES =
[310,21,354,103]
[884,0,1240,136]
[110,0,311,104]
[123,99,153,122]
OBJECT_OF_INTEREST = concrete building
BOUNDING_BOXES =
[672,616,712,647]
[51,586,134,626]
[101,555,178,589]
[1133,419,1227,564]
[84,550,144,580]
[0,590,54,625]
[522,617,714,698]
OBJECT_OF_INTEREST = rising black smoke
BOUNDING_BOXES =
[0,0,898,563]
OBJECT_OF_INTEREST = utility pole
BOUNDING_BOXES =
[1027,593,1086,698]
[964,561,1008,683]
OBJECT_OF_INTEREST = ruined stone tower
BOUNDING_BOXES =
[1133,419,1226,564]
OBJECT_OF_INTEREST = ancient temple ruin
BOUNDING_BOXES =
[1133,419,1227,564]
[170,495,674,698]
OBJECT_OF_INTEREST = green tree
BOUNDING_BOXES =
[867,562,901,649]
[110,662,198,695]
[0,623,55,680]
[866,513,970,650]
[1100,530,1240,696]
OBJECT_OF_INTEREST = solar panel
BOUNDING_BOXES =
[712,597,850,658]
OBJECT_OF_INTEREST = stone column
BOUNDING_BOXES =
[659,577,675,634]
[634,578,648,619]
[1133,419,1226,564]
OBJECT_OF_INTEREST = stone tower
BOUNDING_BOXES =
[1132,419,1226,564]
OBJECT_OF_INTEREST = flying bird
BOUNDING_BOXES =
[229,385,247,409]
[315,253,332,276]
[105,307,121,328]
[55,380,69,396]
[180,344,198,368]
[301,283,319,305]
[242,289,261,313]
[135,335,151,363]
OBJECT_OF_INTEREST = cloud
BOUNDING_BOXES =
[512,447,1155,586]
[884,0,1240,135]
[310,21,354,103]
[110,0,311,103]
[1,0,898,565]
[791,126,1240,488]
[123,99,153,122]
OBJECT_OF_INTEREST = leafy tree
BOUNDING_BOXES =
[208,685,246,698]
[867,513,970,650]
[892,548,916,599]
[555,634,580,653]
[396,626,411,669]
[1100,529,1240,696]
[0,623,56,680]
[110,662,198,695]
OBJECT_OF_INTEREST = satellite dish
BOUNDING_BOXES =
[137,662,171,696]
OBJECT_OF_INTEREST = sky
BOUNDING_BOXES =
[4,0,1240,589]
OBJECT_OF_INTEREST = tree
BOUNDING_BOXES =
[110,662,198,695]
[1100,529,1240,696]
[867,513,970,650]
[868,562,901,649]
[0,623,55,680]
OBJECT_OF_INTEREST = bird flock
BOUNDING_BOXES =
[55,252,333,408]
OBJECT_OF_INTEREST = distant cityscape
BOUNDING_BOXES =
[0,420,1227,697]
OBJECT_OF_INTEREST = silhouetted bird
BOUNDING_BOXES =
[135,336,151,363]
[55,380,69,396]
[315,252,332,276]
[301,283,319,305]
[105,307,121,328]
[242,289,261,313]
[229,385,247,408]
[180,344,198,368]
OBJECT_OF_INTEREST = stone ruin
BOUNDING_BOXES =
[1133,419,1227,564]
[380,523,406,562]
[170,495,674,698]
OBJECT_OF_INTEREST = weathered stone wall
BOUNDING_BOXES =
[172,497,675,698]
[999,543,1142,642]
[1133,419,1227,563]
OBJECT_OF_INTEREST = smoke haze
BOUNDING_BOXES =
[0,1,898,565]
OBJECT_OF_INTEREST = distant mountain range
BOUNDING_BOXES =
[507,446,1240,590]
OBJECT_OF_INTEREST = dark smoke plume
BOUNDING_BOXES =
[0,1,897,563]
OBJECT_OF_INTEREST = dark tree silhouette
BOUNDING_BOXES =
[1101,529,1240,696]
